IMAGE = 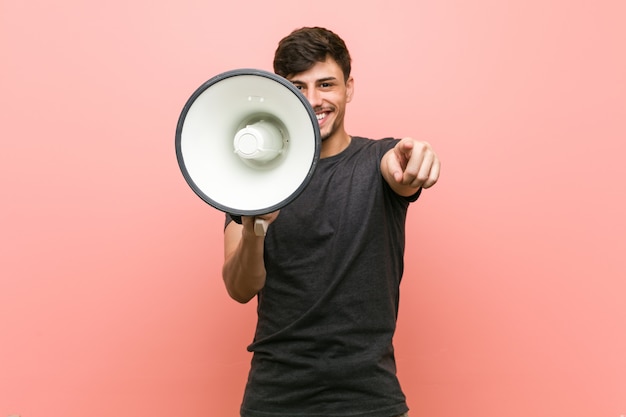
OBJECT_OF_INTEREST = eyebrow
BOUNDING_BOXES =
[291,76,338,85]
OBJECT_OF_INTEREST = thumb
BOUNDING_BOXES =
[386,148,405,183]
[390,139,414,182]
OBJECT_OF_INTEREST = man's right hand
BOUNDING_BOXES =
[241,211,280,237]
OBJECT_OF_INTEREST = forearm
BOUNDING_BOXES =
[222,225,267,303]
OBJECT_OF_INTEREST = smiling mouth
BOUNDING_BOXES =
[315,110,331,123]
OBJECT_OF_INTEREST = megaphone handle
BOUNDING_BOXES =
[254,218,268,236]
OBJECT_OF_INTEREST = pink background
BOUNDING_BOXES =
[1,0,625,416]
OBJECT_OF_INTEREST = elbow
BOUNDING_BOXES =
[222,268,265,304]
[226,286,257,304]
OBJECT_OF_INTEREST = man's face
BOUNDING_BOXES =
[287,57,354,141]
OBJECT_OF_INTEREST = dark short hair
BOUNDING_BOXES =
[273,27,352,82]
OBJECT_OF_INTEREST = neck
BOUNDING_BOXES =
[320,131,351,158]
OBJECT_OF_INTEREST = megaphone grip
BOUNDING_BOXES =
[229,214,267,236]
[254,218,268,236]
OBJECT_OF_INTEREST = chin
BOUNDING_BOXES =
[319,126,334,142]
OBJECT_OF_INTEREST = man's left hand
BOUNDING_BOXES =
[382,137,441,196]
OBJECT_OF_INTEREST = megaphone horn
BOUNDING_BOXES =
[175,69,321,235]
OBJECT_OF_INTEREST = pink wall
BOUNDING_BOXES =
[1,0,625,416]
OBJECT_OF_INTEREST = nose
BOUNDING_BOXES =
[304,88,322,108]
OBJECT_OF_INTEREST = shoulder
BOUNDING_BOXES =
[350,136,399,157]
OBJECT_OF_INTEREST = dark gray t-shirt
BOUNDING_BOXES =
[229,137,420,417]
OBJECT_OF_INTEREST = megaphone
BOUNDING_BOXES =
[175,69,321,235]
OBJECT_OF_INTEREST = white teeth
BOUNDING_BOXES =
[316,113,326,120]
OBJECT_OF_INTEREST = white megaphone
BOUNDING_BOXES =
[175,69,321,236]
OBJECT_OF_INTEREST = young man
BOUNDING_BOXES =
[222,27,440,417]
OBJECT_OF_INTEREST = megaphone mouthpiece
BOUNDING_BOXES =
[234,120,284,162]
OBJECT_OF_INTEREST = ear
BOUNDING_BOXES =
[345,76,354,103]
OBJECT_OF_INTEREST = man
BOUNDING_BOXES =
[222,27,440,417]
